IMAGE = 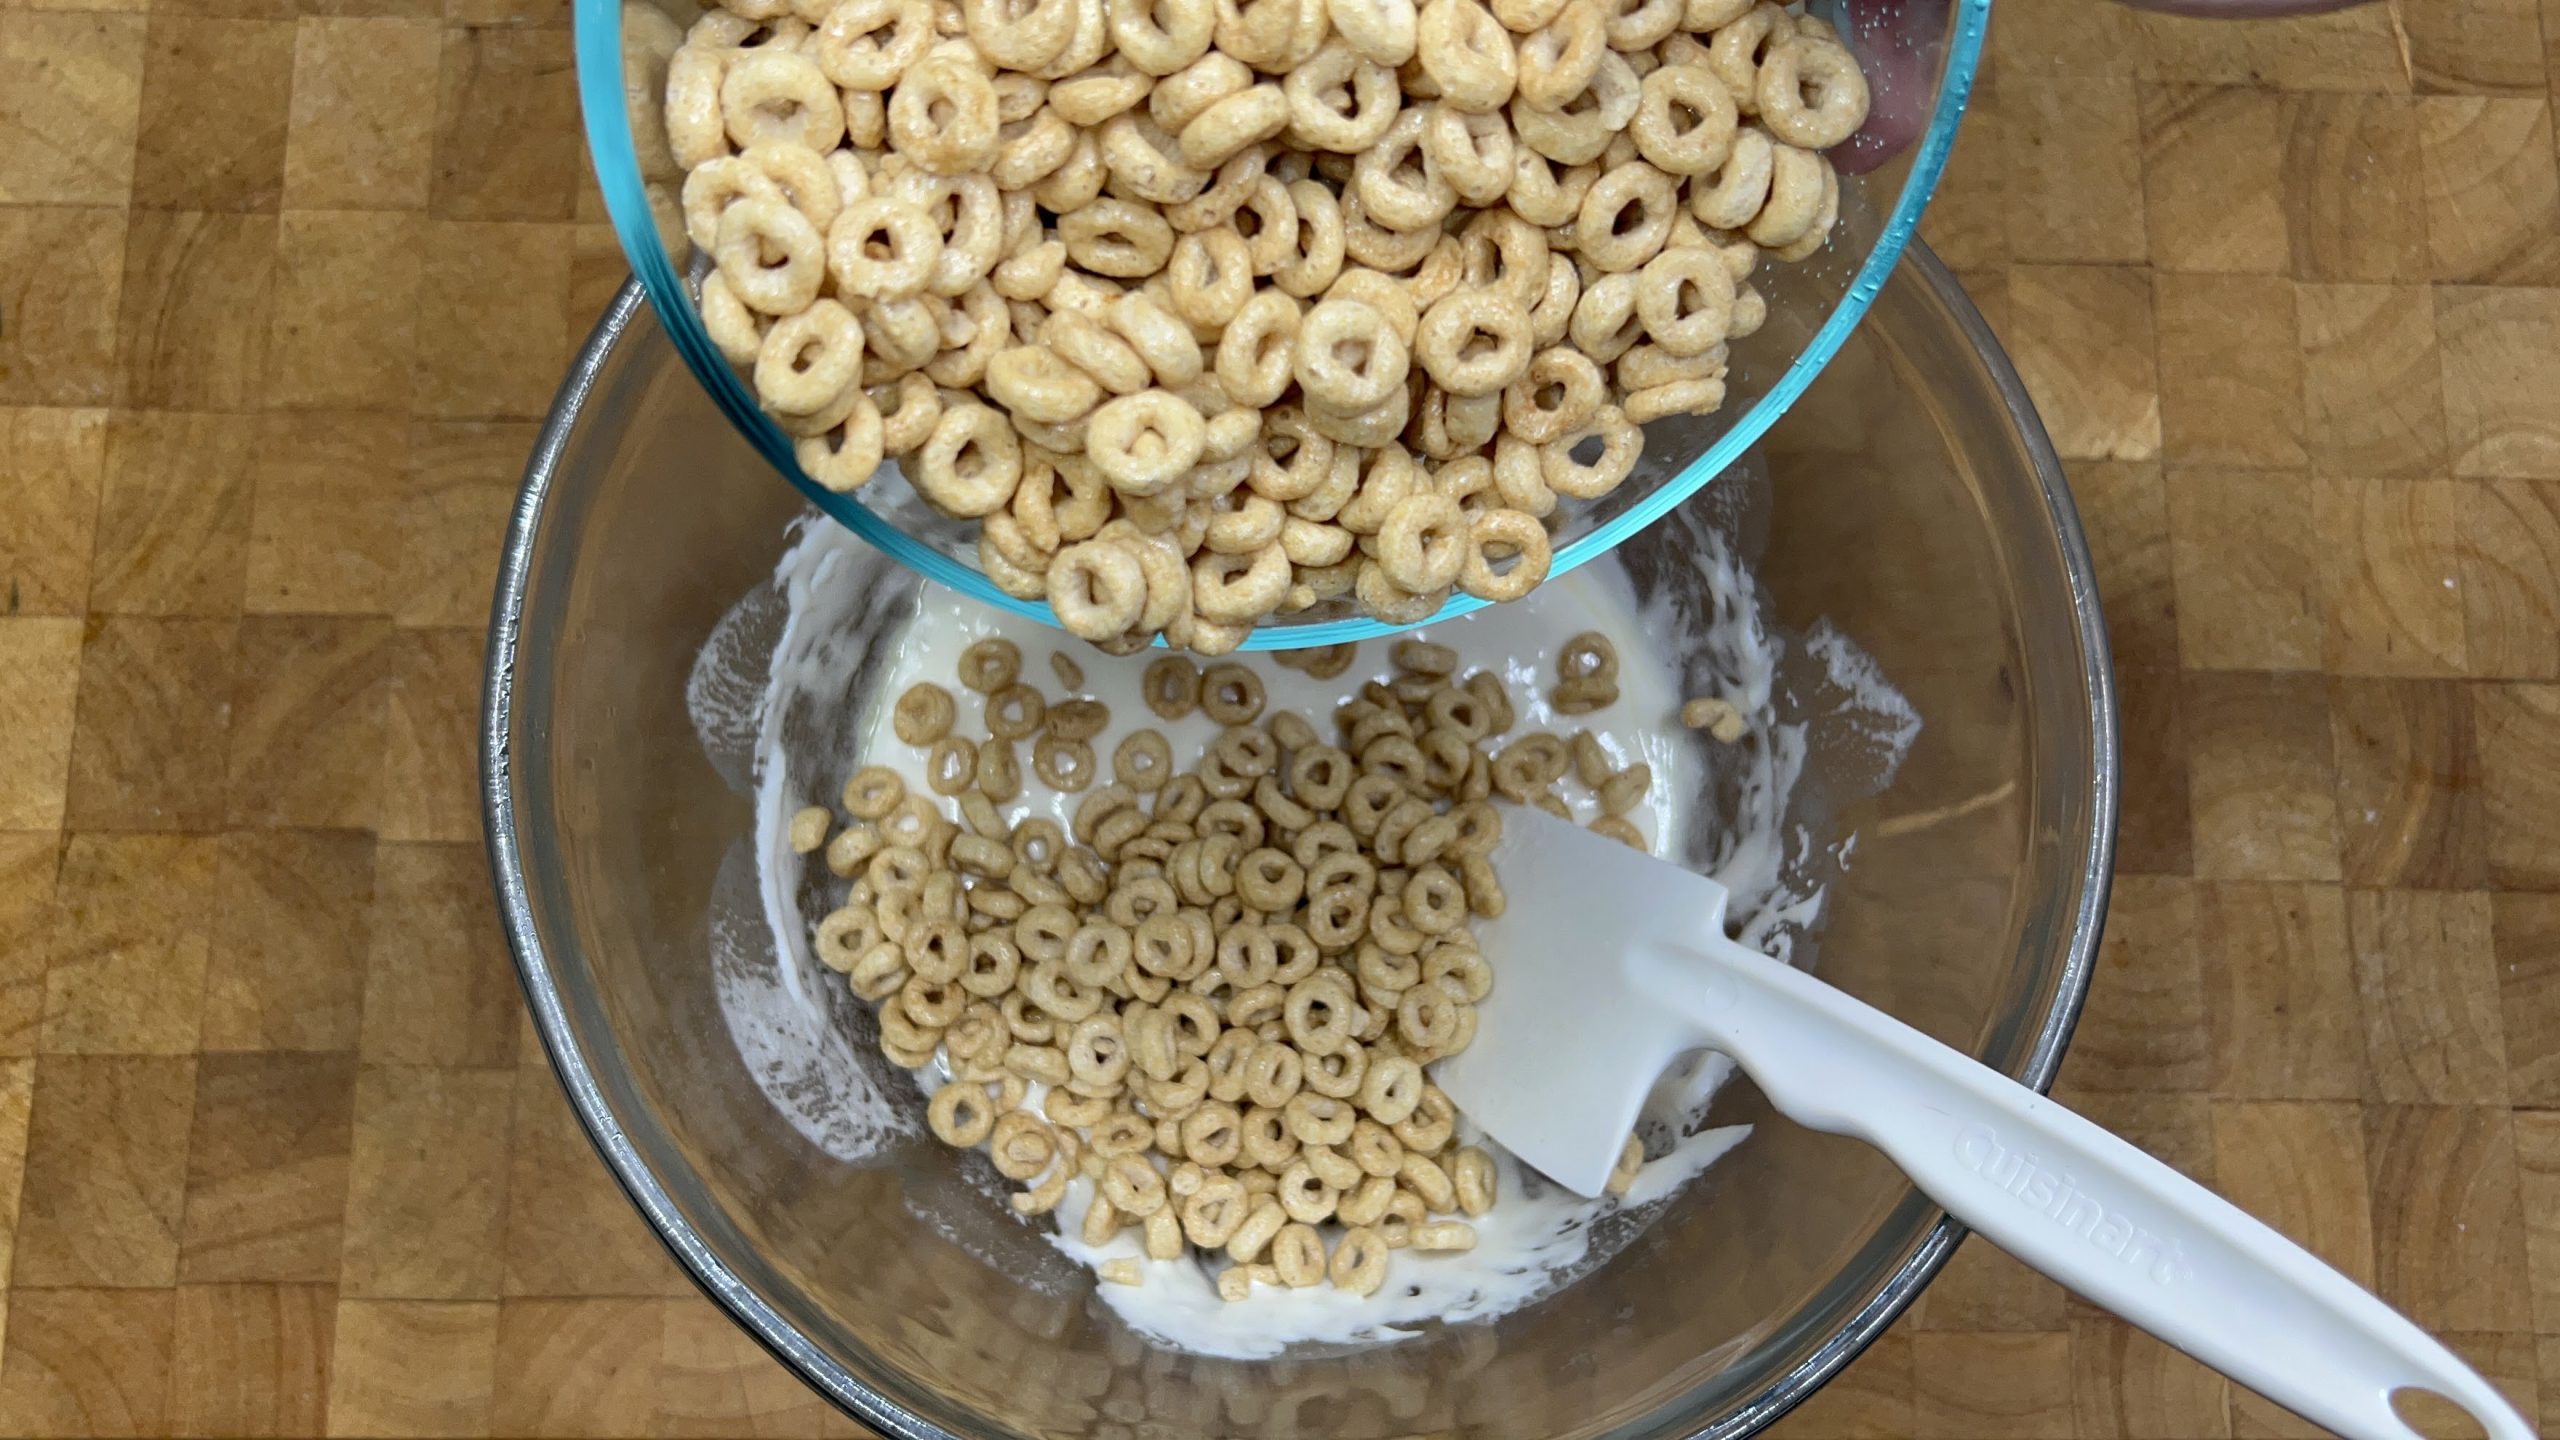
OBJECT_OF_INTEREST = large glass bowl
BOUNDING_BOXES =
[483,243,2114,1440]
[574,0,1989,649]
[488,245,2109,1434]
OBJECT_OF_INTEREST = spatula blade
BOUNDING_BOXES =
[1433,807,1741,1198]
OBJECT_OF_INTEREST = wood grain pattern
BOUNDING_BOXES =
[0,208,131,406]
[2142,84,2286,277]
[322,1300,498,1439]
[2167,468,2323,671]
[177,1051,356,1283]
[2069,1313,2232,1440]
[2297,282,2447,477]
[0,12,146,205]
[263,211,426,414]
[41,835,221,1055]
[4,1,2560,1435]
[337,1065,510,1303]
[167,1281,336,1438]
[0,621,84,832]
[2281,93,2427,283]
[128,15,293,212]
[280,17,439,212]
[114,209,278,411]
[13,1055,195,1288]
[2330,676,2486,890]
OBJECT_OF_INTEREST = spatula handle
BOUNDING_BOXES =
[1635,938,2527,1440]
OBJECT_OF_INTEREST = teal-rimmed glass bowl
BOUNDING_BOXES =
[575,0,1987,648]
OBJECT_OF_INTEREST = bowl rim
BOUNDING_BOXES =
[573,0,1991,649]
[481,244,2116,1440]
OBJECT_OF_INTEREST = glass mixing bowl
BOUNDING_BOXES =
[484,243,2112,1440]
[574,0,1990,648]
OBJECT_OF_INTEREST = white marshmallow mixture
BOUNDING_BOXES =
[692,510,1914,1358]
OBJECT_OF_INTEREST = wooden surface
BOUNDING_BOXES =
[2,0,2559,1434]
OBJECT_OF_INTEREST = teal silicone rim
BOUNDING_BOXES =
[575,1,1988,649]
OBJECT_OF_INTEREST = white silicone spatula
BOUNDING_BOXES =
[1436,807,2527,1440]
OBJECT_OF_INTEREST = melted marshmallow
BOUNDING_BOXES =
[691,502,1918,1358]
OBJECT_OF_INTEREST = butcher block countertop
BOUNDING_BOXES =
[3,0,2559,1433]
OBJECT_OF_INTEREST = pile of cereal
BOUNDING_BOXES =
[652,0,1870,647]
[792,634,1666,1299]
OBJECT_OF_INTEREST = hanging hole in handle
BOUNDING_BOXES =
[2391,1385,2495,1440]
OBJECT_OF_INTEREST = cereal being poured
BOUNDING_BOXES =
[638,0,1871,648]
[795,636,1670,1300]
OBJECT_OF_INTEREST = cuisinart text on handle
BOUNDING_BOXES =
[1954,1124,2193,1287]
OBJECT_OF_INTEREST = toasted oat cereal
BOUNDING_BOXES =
[661,0,1868,646]
[814,641,1678,1302]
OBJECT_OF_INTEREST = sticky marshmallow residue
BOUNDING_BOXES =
[685,495,1920,1359]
